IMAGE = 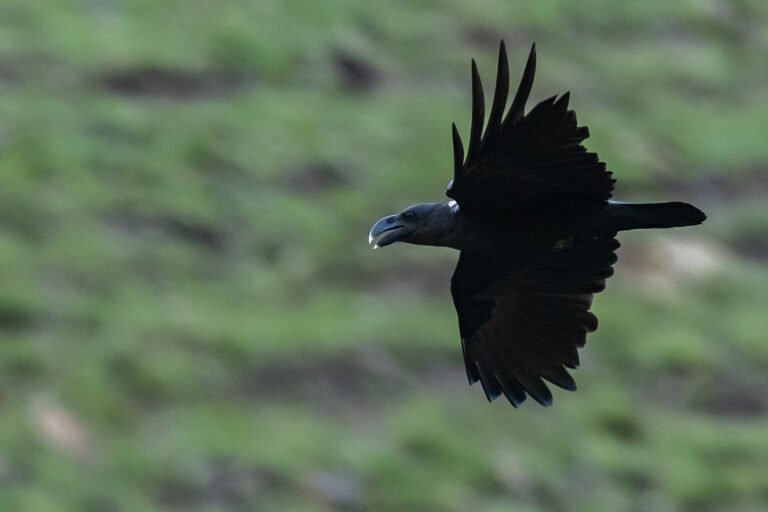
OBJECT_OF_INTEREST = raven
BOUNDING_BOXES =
[368,42,705,407]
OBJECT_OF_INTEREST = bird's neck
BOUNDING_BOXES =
[418,201,463,250]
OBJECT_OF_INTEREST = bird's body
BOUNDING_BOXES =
[369,42,705,407]
[379,199,704,255]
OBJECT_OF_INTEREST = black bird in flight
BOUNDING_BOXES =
[368,42,706,407]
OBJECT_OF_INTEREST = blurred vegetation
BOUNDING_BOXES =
[0,0,767,511]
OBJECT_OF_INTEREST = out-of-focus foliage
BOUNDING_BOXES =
[0,1,767,511]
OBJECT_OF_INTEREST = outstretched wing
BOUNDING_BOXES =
[450,234,619,406]
[447,42,615,215]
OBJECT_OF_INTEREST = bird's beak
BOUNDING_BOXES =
[368,215,409,249]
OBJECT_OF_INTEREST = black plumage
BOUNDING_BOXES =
[368,42,706,407]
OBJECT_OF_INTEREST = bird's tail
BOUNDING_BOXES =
[608,201,706,231]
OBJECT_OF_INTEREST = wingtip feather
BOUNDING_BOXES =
[451,122,465,178]
[483,39,510,143]
[466,58,485,163]
[504,42,537,127]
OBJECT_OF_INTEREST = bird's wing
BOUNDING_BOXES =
[450,233,619,406]
[446,42,615,215]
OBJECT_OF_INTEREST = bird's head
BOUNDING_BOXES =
[369,202,454,248]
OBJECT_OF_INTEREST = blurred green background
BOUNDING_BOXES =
[1,1,768,511]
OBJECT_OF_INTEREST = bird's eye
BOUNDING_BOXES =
[402,211,415,220]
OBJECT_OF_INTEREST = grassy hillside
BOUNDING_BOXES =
[1,1,767,511]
